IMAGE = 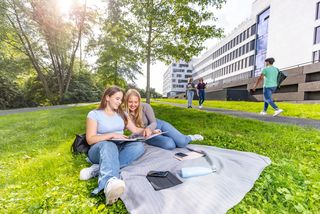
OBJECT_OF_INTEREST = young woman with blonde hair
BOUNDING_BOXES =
[124,89,204,150]
[84,86,145,205]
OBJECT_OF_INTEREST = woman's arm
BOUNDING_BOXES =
[86,118,127,145]
[143,103,157,131]
[126,117,145,134]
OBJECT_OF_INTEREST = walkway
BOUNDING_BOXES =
[156,101,320,130]
[0,103,98,116]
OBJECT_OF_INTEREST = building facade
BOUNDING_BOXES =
[190,0,320,101]
[162,61,193,97]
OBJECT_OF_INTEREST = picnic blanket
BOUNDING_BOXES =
[120,144,271,214]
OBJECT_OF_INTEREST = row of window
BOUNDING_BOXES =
[172,63,189,68]
[172,74,192,78]
[172,68,192,73]
[172,84,185,88]
[198,55,255,81]
[172,79,188,83]
[195,24,256,69]
[213,55,255,78]
[194,40,255,77]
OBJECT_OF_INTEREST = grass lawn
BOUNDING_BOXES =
[0,103,319,213]
[158,98,320,120]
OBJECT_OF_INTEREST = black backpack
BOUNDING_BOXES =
[277,69,287,89]
[71,134,90,155]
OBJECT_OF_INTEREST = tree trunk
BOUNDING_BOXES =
[114,60,118,85]
[146,18,152,104]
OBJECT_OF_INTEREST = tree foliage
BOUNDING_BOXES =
[0,0,90,103]
[96,0,142,88]
[122,0,225,103]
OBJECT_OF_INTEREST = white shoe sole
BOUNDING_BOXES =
[273,110,283,117]
[105,182,125,205]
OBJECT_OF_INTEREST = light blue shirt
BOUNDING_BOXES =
[87,110,124,135]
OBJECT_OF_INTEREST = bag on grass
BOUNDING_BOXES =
[71,134,90,155]
[277,69,287,89]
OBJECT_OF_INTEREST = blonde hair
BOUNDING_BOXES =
[124,89,144,128]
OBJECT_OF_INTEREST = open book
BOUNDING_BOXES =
[111,131,168,142]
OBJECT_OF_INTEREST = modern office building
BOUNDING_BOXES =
[191,0,320,101]
[162,61,193,97]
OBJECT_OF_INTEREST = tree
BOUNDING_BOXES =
[96,0,142,88]
[123,0,225,103]
[0,0,89,103]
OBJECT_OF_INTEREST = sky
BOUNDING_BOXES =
[134,0,255,94]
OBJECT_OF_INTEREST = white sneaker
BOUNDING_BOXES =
[199,105,203,109]
[273,109,283,117]
[188,134,204,141]
[260,111,267,115]
[79,164,99,180]
[104,177,125,205]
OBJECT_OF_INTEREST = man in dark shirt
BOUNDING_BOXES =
[197,78,207,109]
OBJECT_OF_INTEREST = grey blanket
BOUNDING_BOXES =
[120,144,271,214]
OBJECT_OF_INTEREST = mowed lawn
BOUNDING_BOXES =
[0,103,319,213]
[159,98,320,120]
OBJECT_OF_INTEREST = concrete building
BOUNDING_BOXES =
[162,61,193,97]
[191,0,320,101]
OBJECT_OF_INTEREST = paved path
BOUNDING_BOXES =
[2,101,319,130]
[156,101,320,130]
[0,103,98,116]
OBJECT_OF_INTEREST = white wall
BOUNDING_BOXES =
[267,0,316,69]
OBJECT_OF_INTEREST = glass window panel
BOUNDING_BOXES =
[316,2,320,20]
[314,26,320,44]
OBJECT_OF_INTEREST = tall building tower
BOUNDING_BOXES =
[162,61,193,97]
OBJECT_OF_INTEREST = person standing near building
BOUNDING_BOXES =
[186,78,196,108]
[252,57,283,116]
[197,78,207,109]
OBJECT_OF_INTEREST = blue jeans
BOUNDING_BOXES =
[187,90,194,107]
[198,89,205,105]
[263,87,278,111]
[88,141,144,194]
[145,119,192,150]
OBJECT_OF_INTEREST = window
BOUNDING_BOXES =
[172,79,176,82]
[249,55,254,66]
[250,40,255,51]
[316,2,320,20]
[186,69,192,73]
[251,24,256,36]
[314,26,320,44]
[313,50,320,63]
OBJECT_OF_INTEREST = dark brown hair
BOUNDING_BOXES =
[98,86,128,125]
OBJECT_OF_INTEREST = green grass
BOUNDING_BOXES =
[0,103,319,213]
[157,98,320,120]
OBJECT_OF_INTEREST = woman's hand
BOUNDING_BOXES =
[143,128,153,137]
[152,129,161,134]
[111,133,128,140]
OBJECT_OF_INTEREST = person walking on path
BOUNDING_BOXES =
[186,78,196,108]
[252,57,283,116]
[197,78,207,109]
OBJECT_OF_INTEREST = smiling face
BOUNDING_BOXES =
[106,91,123,110]
[127,95,140,113]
